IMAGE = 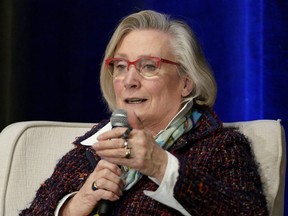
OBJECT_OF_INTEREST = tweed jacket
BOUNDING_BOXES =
[20,107,268,215]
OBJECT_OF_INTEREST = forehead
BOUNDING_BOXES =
[115,29,173,58]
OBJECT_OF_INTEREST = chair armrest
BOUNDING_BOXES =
[0,121,94,216]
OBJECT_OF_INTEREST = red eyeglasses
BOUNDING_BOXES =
[105,56,180,77]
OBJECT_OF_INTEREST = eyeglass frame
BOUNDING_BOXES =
[104,56,180,78]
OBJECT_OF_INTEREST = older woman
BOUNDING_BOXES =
[20,10,268,215]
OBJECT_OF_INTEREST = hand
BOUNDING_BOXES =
[60,160,125,216]
[94,110,168,182]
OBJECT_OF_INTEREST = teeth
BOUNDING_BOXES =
[125,99,145,104]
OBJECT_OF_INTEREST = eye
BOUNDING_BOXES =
[114,60,127,72]
[139,59,157,71]
[143,64,157,71]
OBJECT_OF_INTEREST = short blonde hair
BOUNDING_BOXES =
[100,10,217,111]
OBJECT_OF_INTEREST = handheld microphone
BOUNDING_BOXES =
[97,109,130,216]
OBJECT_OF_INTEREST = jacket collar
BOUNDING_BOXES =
[170,107,223,151]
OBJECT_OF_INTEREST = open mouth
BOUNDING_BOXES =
[124,98,147,104]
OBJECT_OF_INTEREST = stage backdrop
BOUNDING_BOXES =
[1,0,287,213]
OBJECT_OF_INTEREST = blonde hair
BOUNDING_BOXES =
[100,10,217,111]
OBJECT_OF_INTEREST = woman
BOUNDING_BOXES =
[20,10,268,215]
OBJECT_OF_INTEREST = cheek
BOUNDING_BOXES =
[146,81,160,93]
[149,81,181,106]
[113,79,122,96]
[113,79,124,106]
[160,76,183,96]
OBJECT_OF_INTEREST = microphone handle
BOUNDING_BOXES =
[86,150,114,216]
[97,200,114,216]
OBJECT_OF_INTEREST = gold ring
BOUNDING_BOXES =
[125,148,131,159]
[92,180,98,191]
[123,140,128,148]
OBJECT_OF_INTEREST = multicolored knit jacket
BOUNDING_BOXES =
[20,107,268,215]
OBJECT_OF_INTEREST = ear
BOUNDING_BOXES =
[181,76,194,97]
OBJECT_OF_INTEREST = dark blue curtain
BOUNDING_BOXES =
[1,0,287,212]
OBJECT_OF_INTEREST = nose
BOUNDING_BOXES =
[123,66,141,89]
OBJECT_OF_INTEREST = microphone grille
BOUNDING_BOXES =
[110,109,129,128]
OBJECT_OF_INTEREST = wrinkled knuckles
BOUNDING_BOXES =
[103,190,119,201]
[97,159,106,167]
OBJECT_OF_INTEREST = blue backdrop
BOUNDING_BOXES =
[2,0,288,213]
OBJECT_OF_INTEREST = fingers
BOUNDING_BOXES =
[94,129,144,163]
[94,137,125,151]
[94,160,125,189]
[94,127,132,160]
[94,139,132,158]
[93,188,121,201]
[63,160,124,216]
[78,159,124,201]
[97,127,129,141]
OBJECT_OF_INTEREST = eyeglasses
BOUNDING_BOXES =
[105,56,180,78]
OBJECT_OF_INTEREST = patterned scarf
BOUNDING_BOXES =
[123,107,202,190]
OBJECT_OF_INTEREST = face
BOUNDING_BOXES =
[113,29,193,134]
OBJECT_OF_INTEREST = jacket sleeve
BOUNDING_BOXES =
[173,129,268,215]
[19,144,93,216]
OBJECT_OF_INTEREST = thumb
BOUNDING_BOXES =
[126,109,144,129]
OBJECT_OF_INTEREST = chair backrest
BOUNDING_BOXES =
[224,119,286,215]
[0,120,286,216]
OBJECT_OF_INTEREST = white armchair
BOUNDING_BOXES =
[0,120,286,216]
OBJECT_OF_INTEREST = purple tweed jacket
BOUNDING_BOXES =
[20,107,268,215]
